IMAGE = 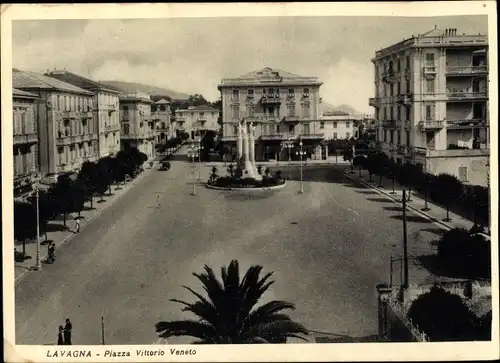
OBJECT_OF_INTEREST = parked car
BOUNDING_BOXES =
[160,161,171,171]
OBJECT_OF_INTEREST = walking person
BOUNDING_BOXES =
[57,326,64,345]
[156,195,160,208]
[64,318,72,345]
[48,243,56,263]
[75,218,80,233]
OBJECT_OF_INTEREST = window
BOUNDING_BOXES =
[303,88,309,97]
[302,104,310,118]
[288,88,295,98]
[390,130,394,144]
[425,79,435,93]
[397,130,401,145]
[333,132,338,139]
[458,167,468,182]
[248,89,254,98]
[346,121,350,128]
[287,104,295,116]
[406,55,410,69]
[397,82,401,95]
[390,106,394,120]
[406,131,410,146]
[425,53,435,66]
[396,59,400,72]
[303,123,310,134]
[231,105,239,120]
[123,124,130,135]
[406,80,411,94]
[333,121,338,128]
[123,105,129,111]
[247,105,255,117]
[320,121,325,129]
[233,125,238,134]
[232,89,239,99]
[346,132,350,139]
[425,104,434,120]
[405,106,411,121]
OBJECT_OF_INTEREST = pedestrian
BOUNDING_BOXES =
[64,318,72,345]
[57,325,64,345]
[75,218,80,233]
[156,195,160,207]
[48,243,56,263]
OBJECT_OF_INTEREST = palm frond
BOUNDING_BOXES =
[245,336,269,344]
[155,320,219,340]
[250,301,296,317]
[243,320,309,342]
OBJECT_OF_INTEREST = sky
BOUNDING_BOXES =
[12,15,487,114]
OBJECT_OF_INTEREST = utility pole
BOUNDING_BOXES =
[101,316,105,345]
[402,190,409,289]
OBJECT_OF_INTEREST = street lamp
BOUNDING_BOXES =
[296,140,306,194]
[196,139,203,181]
[31,172,41,271]
[188,145,198,196]
[284,141,294,179]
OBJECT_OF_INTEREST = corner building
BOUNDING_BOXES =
[13,70,97,182]
[370,27,489,186]
[119,92,155,160]
[218,67,324,162]
[45,70,121,158]
[13,88,40,198]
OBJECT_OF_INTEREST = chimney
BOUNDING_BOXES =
[445,29,448,36]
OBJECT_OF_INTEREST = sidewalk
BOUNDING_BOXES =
[14,164,157,283]
[343,168,490,240]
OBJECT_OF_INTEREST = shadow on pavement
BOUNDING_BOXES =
[420,227,446,236]
[45,223,70,232]
[416,254,473,280]
[383,206,403,212]
[355,190,378,195]
[222,191,278,201]
[365,197,394,203]
[390,215,431,223]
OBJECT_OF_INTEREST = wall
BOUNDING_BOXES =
[446,103,473,120]
[447,78,472,92]
[427,153,489,186]
[446,50,473,66]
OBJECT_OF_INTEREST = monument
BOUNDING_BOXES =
[236,119,261,180]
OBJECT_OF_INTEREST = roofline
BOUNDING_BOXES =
[13,92,40,100]
[118,97,154,104]
[217,82,323,90]
[14,85,94,96]
[47,71,122,94]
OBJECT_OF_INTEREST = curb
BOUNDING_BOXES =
[15,168,153,284]
[343,172,455,232]
[205,181,287,191]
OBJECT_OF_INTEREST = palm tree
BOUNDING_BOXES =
[155,260,309,344]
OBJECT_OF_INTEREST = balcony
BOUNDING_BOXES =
[446,91,488,101]
[56,133,96,146]
[243,115,281,123]
[219,135,238,142]
[281,116,301,123]
[397,145,409,155]
[419,120,444,130]
[260,133,297,141]
[62,111,77,119]
[369,97,379,107]
[299,132,325,140]
[81,111,93,119]
[175,117,186,122]
[381,120,397,129]
[14,132,38,145]
[446,65,488,76]
[260,95,282,104]
[446,118,488,129]
[382,71,398,83]
[423,66,437,75]
[230,96,240,104]
[103,124,121,133]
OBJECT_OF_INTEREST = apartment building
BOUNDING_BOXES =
[13,88,39,198]
[152,98,172,143]
[13,70,97,182]
[174,105,220,139]
[319,110,356,141]
[217,67,324,161]
[369,27,489,186]
[45,70,121,158]
[119,92,155,160]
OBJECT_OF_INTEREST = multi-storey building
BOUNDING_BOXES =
[319,110,356,141]
[152,98,172,143]
[13,88,39,198]
[370,27,489,186]
[45,70,121,158]
[119,92,155,160]
[13,70,97,181]
[174,105,220,139]
[218,67,323,162]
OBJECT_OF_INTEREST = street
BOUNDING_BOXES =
[15,150,441,345]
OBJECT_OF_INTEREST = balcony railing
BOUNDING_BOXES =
[259,133,297,141]
[381,120,397,128]
[382,71,398,83]
[243,115,281,123]
[219,135,238,141]
[282,116,301,123]
[62,111,77,119]
[447,91,487,100]
[260,95,282,104]
[423,65,437,74]
[419,120,444,130]
[299,133,325,140]
[103,124,121,133]
[446,65,488,75]
[81,111,93,119]
[446,119,488,128]
[14,132,38,145]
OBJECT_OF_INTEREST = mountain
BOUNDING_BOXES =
[99,80,190,100]
[321,102,360,115]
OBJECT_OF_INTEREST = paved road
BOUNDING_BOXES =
[15,155,440,345]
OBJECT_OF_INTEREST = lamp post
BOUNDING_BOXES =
[296,140,306,194]
[188,145,198,196]
[32,172,41,271]
[284,141,294,179]
[197,139,203,181]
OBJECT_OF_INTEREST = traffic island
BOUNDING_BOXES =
[206,176,287,191]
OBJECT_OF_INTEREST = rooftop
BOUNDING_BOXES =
[13,88,40,99]
[13,69,93,95]
[177,105,218,112]
[218,67,322,88]
[155,98,171,105]
[373,26,488,61]
[45,70,121,93]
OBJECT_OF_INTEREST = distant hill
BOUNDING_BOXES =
[322,102,360,115]
[99,80,190,100]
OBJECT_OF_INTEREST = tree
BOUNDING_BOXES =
[227,164,235,178]
[14,201,37,258]
[187,94,209,107]
[26,189,53,243]
[365,154,377,182]
[353,155,366,177]
[78,161,99,208]
[398,162,418,201]
[209,166,218,183]
[52,175,74,227]
[430,173,463,221]
[155,260,308,344]
[343,146,354,172]
[407,286,482,341]
[71,180,87,218]
[371,152,389,187]
[96,158,113,201]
